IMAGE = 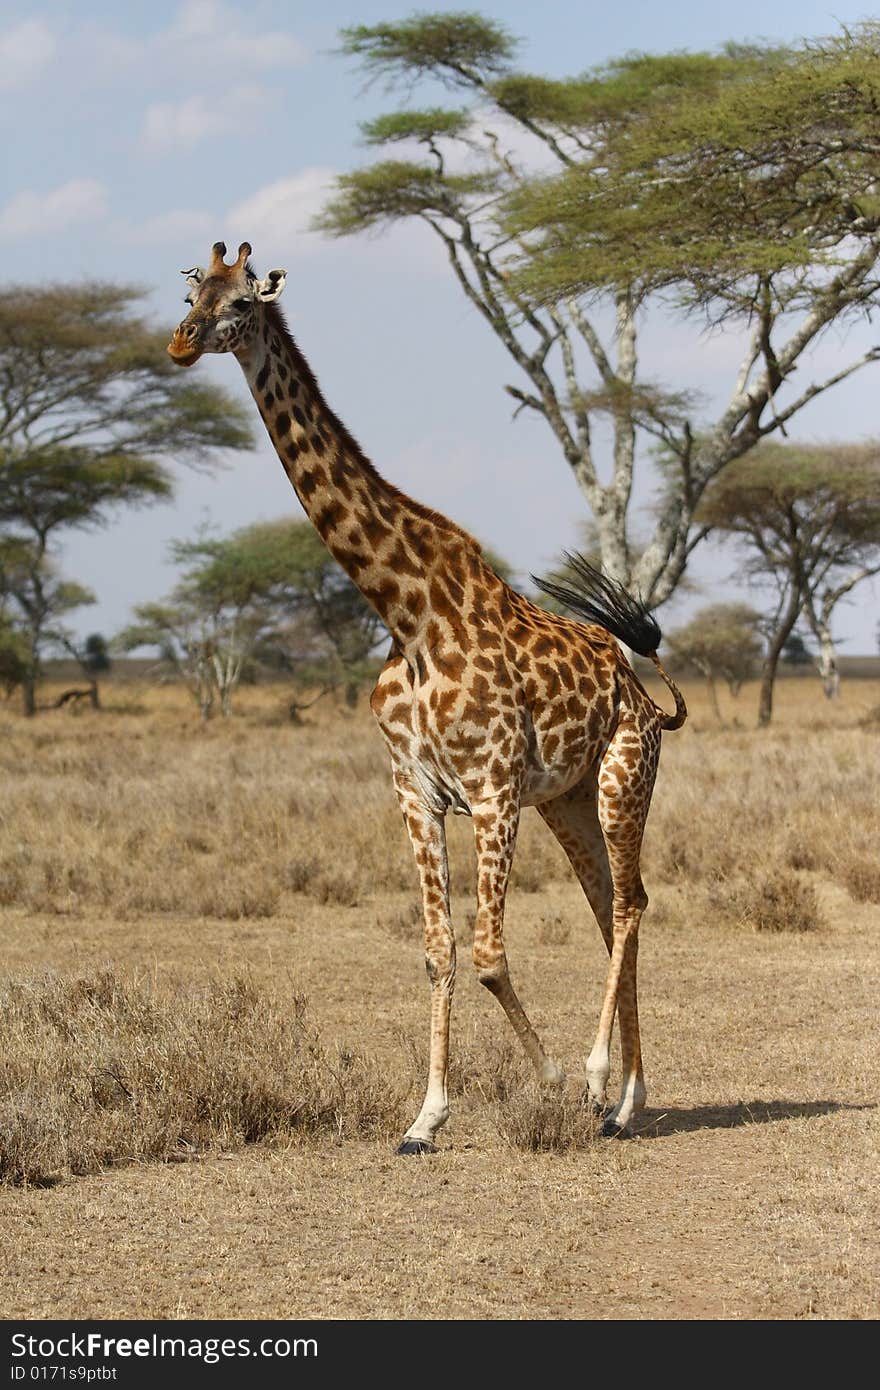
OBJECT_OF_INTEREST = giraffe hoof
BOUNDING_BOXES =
[396,1138,438,1156]
[600,1119,630,1140]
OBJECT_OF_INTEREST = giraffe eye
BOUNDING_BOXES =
[232,298,251,312]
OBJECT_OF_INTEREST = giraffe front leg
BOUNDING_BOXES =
[472,794,564,1087]
[394,781,455,1156]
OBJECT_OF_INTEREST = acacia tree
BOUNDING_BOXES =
[320,14,880,603]
[0,607,28,697]
[117,598,225,721]
[246,521,387,709]
[120,520,385,718]
[667,603,763,722]
[803,566,880,700]
[0,283,254,713]
[698,443,880,725]
[119,532,280,720]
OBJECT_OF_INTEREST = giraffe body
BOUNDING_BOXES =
[168,243,687,1149]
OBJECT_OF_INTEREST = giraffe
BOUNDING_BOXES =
[167,241,687,1151]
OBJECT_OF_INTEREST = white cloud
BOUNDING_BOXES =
[0,179,109,241]
[121,208,214,245]
[226,169,337,260]
[224,169,448,278]
[165,0,307,71]
[0,18,56,91]
[141,84,268,154]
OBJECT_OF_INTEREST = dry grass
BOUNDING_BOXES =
[496,1084,601,1152]
[0,968,402,1186]
[0,673,878,1318]
[1,675,877,928]
[720,871,823,933]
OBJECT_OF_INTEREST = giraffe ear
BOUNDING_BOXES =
[180,266,206,288]
[254,269,287,303]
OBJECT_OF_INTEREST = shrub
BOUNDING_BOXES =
[723,872,822,933]
[0,970,402,1186]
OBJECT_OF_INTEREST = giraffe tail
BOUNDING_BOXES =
[531,553,687,732]
[648,651,688,731]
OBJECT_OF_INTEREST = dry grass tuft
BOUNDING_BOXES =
[536,912,572,945]
[840,858,880,904]
[722,871,823,933]
[857,701,880,728]
[495,1084,600,1152]
[0,970,402,1186]
[381,900,423,941]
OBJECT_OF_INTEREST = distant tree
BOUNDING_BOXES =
[82,634,111,675]
[802,563,880,701]
[117,600,221,722]
[53,631,113,711]
[699,443,880,725]
[227,520,386,712]
[119,520,385,718]
[0,610,28,697]
[0,535,99,708]
[321,15,880,606]
[0,283,254,713]
[668,603,763,721]
[781,633,812,667]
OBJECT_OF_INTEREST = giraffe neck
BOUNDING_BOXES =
[236,306,474,646]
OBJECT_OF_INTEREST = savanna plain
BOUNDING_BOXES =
[0,672,878,1321]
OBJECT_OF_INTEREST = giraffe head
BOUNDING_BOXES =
[167,241,287,367]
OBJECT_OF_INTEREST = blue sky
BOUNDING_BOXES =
[2,0,878,653]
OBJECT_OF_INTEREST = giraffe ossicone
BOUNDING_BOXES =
[167,241,687,1150]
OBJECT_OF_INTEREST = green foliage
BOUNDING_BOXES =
[699,443,880,546]
[82,633,111,674]
[669,603,763,693]
[0,536,96,686]
[505,28,880,308]
[121,520,385,716]
[361,108,472,145]
[338,12,516,86]
[315,161,498,236]
[0,280,255,711]
[225,520,385,678]
[782,633,812,666]
[0,451,172,535]
[0,284,253,468]
[0,612,28,694]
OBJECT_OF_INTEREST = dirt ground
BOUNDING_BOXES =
[1,678,878,1320]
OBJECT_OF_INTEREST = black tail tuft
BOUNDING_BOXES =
[531,553,661,657]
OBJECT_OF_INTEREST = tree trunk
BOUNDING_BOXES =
[89,678,100,710]
[706,675,723,725]
[804,602,841,701]
[758,589,802,728]
[816,624,840,700]
[21,676,36,717]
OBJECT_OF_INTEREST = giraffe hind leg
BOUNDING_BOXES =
[537,776,615,1113]
[589,722,660,1137]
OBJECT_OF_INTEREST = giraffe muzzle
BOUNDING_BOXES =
[167,325,204,367]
